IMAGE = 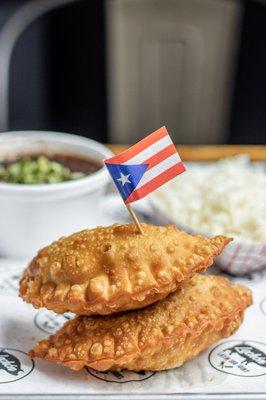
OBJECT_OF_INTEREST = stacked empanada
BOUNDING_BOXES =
[20,223,252,372]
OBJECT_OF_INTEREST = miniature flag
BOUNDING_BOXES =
[104,126,185,204]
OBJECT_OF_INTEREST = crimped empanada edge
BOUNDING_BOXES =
[19,235,231,315]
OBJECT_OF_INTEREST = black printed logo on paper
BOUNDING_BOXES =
[209,340,266,377]
[34,309,73,334]
[86,368,156,383]
[0,348,34,384]
[0,272,21,296]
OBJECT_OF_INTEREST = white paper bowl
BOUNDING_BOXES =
[0,131,113,259]
[150,196,266,276]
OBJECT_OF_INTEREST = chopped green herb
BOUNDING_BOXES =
[0,156,86,184]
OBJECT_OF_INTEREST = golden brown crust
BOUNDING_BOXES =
[20,223,231,315]
[29,274,252,371]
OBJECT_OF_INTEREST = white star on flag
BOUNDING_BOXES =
[117,172,131,186]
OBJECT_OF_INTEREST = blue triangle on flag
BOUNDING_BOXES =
[105,163,148,201]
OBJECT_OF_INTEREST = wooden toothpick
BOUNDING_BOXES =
[126,204,143,234]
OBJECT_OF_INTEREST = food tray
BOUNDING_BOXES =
[0,195,265,400]
[0,256,265,400]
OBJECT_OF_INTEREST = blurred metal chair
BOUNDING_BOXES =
[0,0,79,132]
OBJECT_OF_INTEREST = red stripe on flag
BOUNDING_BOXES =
[125,161,186,203]
[144,144,177,171]
[104,126,168,164]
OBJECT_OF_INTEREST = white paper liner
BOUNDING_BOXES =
[0,259,265,398]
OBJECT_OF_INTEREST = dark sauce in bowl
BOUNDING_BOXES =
[0,153,102,184]
[45,154,101,175]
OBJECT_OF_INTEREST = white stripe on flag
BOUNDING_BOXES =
[135,153,181,189]
[123,135,172,165]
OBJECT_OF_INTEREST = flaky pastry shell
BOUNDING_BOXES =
[29,274,252,372]
[20,223,231,315]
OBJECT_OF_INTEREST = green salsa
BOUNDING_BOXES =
[0,155,86,184]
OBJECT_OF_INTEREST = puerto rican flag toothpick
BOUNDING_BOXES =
[104,126,185,233]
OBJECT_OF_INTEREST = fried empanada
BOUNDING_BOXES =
[20,223,231,315]
[29,274,252,372]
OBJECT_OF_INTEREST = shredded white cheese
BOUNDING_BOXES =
[151,155,266,244]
